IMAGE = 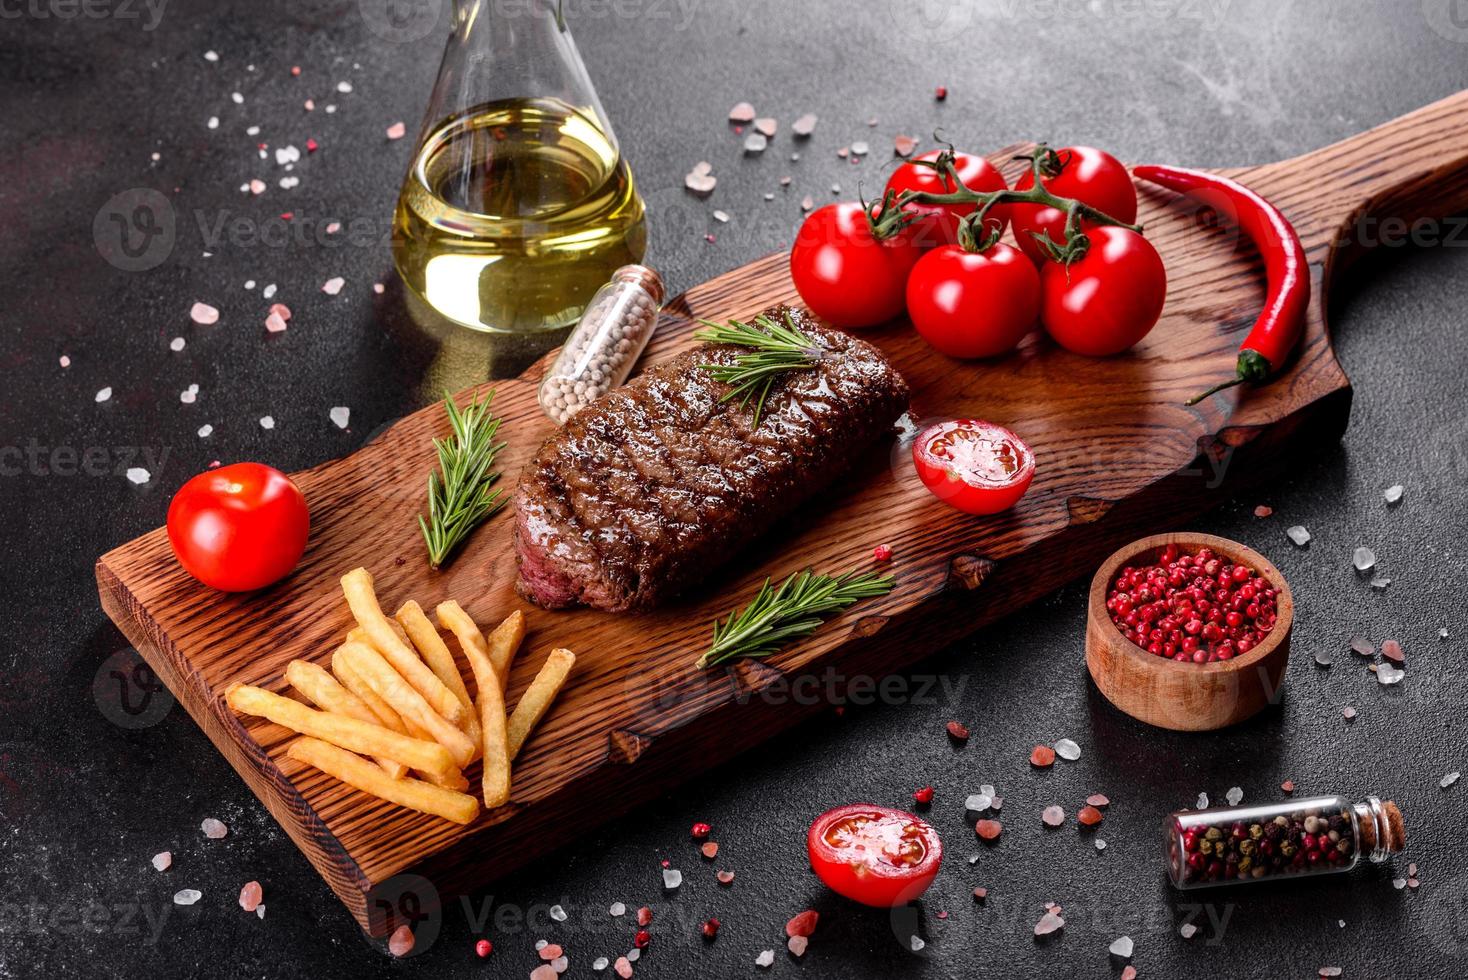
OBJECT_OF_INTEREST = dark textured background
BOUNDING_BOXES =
[3,0,1467,976]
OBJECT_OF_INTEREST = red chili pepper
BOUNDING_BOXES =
[1131,164,1310,405]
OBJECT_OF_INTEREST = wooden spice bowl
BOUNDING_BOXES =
[1086,532,1293,732]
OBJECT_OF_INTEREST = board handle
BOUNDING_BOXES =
[1270,88,1468,271]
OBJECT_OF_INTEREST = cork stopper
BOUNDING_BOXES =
[1359,800,1407,853]
[612,264,665,306]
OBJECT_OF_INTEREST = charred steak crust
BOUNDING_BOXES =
[513,306,910,612]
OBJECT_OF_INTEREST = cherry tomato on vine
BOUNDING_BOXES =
[905,243,1039,359]
[167,462,310,592]
[1009,146,1138,264]
[912,419,1035,515]
[790,202,924,329]
[1040,226,1167,356]
[807,804,943,908]
[884,149,1008,248]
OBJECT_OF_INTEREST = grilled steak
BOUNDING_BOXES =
[513,305,910,612]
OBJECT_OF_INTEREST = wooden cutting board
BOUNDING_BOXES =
[97,91,1468,936]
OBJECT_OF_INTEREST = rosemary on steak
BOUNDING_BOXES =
[418,391,508,570]
[694,311,826,427]
[696,570,895,669]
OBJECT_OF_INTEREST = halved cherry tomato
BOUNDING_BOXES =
[913,419,1035,515]
[1040,226,1166,356]
[885,149,1008,248]
[807,804,943,908]
[790,202,924,329]
[1009,146,1138,265]
[167,462,310,592]
[905,243,1039,359]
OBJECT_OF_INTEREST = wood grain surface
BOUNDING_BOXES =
[97,90,1468,935]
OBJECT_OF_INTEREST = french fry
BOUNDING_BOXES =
[332,651,408,731]
[448,609,511,808]
[437,603,523,695]
[340,568,464,726]
[506,648,576,761]
[286,659,407,780]
[225,683,456,782]
[338,642,477,769]
[396,600,482,750]
[287,737,479,825]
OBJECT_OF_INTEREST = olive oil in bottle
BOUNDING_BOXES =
[393,96,646,334]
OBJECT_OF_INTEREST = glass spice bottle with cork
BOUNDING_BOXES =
[1165,795,1405,889]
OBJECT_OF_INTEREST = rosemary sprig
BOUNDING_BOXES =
[694,312,825,427]
[418,391,508,570]
[696,570,895,670]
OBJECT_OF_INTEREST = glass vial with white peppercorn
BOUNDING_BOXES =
[1166,795,1404,889]
[538,265,664,424]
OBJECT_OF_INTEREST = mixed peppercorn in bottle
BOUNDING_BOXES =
[1166,795,1405,889]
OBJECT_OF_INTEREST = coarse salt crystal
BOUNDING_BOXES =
[388,925,414,957]
[197,424,213,438]
[126,467,150,485]
[207,115,219,130]
[1041,805,1065,827]
[549,904,567,922]
[661,868,682,889]
[231,91,243,104]
[190,302,220,325]
[322,277,345,295]
[274,145,301,165]
[201,818,228,839]
[1109,935,1133,959]
[792,113,817,136]
[203,50,219,61]
[59,355,71,368]
[173,889,202,905]
[1196,792,1209,808]
[786,936,808,956]
[744,132,768,154]
[1286,525,1311,546]
[265,312,288,333]
[1441,771,1460,789]
[593,957,609,971]
[239,881,262,912]
[1377,664,1405,685]
[755,949,775,968]
[1034,912,1064,936]
[613,957,632,978]
[95,386,112,403]
[336,80,353,93]
[755,117,777,137]
[712,210,729,223]
[329,407,351,429]
[1342,706,1357,720]
[170,337,186,351]
[1054,738,1081,760]
[1226,787,1243,805]
[262,283,277,299]
[1352,546,1376,572]
[1385,484,1404,505]
[1095,838,1107,851]
[325,221,341,234]
[151,851,171,871]
[1179,922,1198,938]
[727,101,756,123]
[910,936,925,952]
[259,416,275,430]
[249,179,266,195]
[279,176,299,190]
[1350,637,1375,657]
[386,121,407,140]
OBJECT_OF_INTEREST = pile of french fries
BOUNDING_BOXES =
[226,567,575,825]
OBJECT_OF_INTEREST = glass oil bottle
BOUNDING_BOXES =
[393,0,647,336]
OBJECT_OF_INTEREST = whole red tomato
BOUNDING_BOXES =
[790,202,923,329]
[807,804,943,907]
[906,243,1039,358]
[912,419,1035,515]
[1009,146,1138,264]
[885,149,1008,249]
[167,462,310,592]
[1040,226,1167,356]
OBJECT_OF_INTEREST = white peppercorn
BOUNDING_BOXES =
[538,265,664,425]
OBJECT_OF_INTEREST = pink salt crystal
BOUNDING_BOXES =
[239,881,263,912]
[386,121,407,140]
[614,956,633,978]
[755,117,777,137]
[249,179,266,195]
[304,99,315,111]
[1342,706,1357,720]
[701,842,719,859]
[190,302,220,326]
[1086,794,1110,807]
[325,221,341,234]
[786,936,808,956]
[388,925,414,957]
[894,134,918,157]
[531,966,559,980]
[201,817,228,839]
[728,101,756,124]
[539,944,563,960]
[1254,504,1273,518]
[322,277,345,295]
[1381,639,1404,665]
[717,870,735,885]
[265,312,289,333]
[1121,968,1138,980]
[291,65,301,76]
[151,851,171,871]
[270,303,292,321]
[59,355,71,368]
[1042,805,1065,827]
[1034,911,1064,936]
